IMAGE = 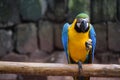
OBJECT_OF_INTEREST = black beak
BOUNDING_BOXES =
[80,20,88,32]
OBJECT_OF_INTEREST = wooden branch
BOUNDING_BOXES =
[0,61,119,77]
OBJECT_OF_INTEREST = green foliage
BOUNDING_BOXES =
[68,0,90,21]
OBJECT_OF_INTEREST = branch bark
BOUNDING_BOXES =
[0,61,119,77]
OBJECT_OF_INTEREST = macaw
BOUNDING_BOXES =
[62,13,96,80]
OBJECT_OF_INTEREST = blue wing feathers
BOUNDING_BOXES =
[89,25,96,62]
[62,23,70,62]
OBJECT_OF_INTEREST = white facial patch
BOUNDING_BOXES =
[77,23,81,28]
[81,18,89,22]
[87,23,88,27]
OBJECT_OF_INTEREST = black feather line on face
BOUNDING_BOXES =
[74,23,89,33]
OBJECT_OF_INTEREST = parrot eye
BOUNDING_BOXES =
[77,19,82,23]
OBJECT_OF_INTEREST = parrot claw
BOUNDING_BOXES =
[85,39,92,50]
[77,61,84,80]
[78,61,82,69]
[78,61,82,74]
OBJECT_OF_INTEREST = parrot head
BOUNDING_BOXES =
[75,13,89,33]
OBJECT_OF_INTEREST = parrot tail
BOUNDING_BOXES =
[73,76,90,80]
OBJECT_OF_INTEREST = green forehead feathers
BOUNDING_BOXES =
[76,13,89,19]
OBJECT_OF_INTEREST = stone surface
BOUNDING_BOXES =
[95,52,119,64]
[48,76,73,80]
[54,23,64,49]
[0,30,13,57]
[102,0,116,21]
[108,53,120,64]
[91,0,116,23]
[0,74,17,80]
[117,0,120,21]
[95,52,110,64]
[28,50,49,62]
[108,22,120,51]
[1,52,28,62]
[0,0,20,26]
[46,0,68,22]
[19,0,47,21]
[38,20,54,53]
[94,23,107,52]
[91,77,120,80]
[48,76,120,80]
[15,23,38,54]
[47,51,67,63]
[18,75,47,80]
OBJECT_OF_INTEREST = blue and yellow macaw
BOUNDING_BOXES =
[62,13,96,80]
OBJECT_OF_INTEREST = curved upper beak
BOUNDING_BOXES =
[80,20,88,32]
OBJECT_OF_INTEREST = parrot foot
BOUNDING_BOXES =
[77,61,84,80]
[85,39,92,50]
[78,61,82,75]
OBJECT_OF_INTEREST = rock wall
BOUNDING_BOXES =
[0,0,120,80]
[0,0,69,59]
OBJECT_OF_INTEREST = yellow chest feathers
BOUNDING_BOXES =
[68,25,90,62]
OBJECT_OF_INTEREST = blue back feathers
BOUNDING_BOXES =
[89,25,96,62]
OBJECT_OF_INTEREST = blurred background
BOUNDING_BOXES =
[0,0,120,80]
